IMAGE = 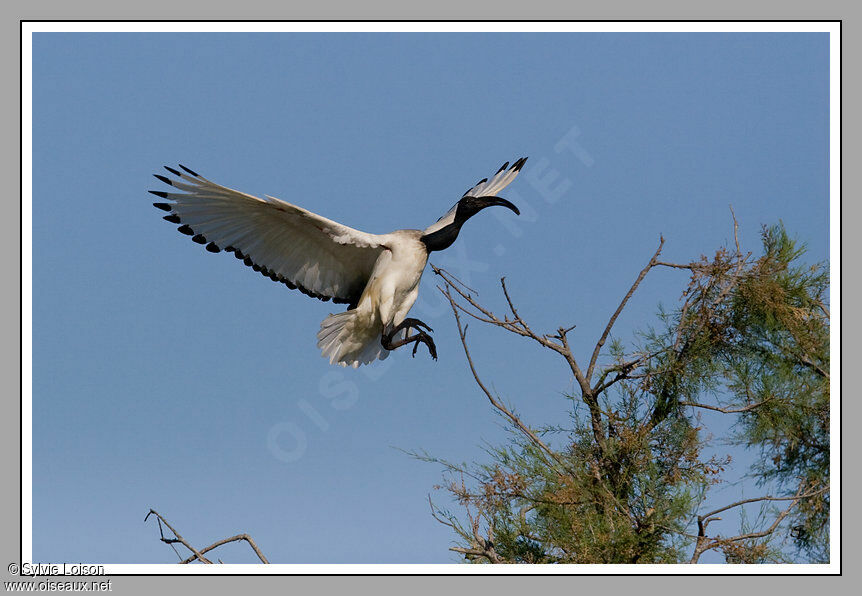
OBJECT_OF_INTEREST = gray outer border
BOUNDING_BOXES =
[4,1,852,594]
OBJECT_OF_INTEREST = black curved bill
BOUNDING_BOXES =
[478,196,520,216]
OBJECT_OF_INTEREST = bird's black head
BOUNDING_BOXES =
[420,195,520,253]
[454,196,520,221]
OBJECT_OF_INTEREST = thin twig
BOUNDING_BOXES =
[155,517,184,561]
[427,495,457,530]
[679,398,773,414]
[689,484,828,563]
[431,263,479,295]
[792,350,830,380]
[442,286,573,476]
[145,509,213,564]
[697,486,828,523]
[500,277,523,324]
[729,205,741,256]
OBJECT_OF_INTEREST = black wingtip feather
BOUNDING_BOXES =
[177,224,194,235]
[153,202,172,212]
[163,214,181,224]
[496,161,509,174]
[149,190,169,199]
[154,174,173,186]
[179,164,199,177]
[164,166,181,176]
[184,240,356,307]
[512,157,528,171]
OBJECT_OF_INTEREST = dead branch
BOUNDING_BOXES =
[586,237,665,383]
[146,509,269,564]
[433,266,598,442]
[435,239,667,457]
[441,285,573,476]
[730,205,741,256]
[145,509,213,564]
[179,534,270,565]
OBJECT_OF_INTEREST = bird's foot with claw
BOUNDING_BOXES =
[396,317,434,334]
[411,331,438,361]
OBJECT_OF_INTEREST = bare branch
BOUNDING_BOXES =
[551,327,593,400]
[146,509,269,564]
[433,270,516,331]
[427,494,456,529]
[431,263,480,295]
[435,268,599,448]
[500,277,524,325]
[434,267,553,347]
[441,285,573,476]
[553,328,604,445]
[586,237,665,383]
[145,509,212,564]
[729,204,741,256]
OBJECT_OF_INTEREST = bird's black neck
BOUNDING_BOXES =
[420,222,463,252]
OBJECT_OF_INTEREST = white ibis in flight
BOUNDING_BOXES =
[150,157,526,367]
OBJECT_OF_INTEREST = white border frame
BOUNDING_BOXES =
[21,20,841,575]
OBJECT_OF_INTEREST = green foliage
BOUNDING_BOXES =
[728,226,830,560]
[423,222,829,564]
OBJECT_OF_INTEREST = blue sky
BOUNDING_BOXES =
[30,31,830,564]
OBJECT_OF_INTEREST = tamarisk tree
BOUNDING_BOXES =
[421,221,829,564]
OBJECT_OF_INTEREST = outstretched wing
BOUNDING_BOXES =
[462,157,528,198]
[150,165,385,307]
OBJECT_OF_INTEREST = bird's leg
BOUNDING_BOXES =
[381,323,438,361]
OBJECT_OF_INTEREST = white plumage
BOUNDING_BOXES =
[150,158,526,367]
